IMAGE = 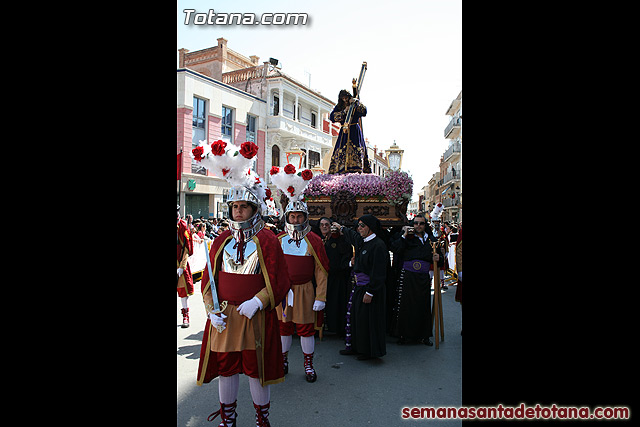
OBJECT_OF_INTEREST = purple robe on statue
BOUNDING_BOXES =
[327,100,371,175]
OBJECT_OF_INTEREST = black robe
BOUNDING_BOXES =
[389,232,444,341]
[342,227,388,358]
[391,232,444,340]
[323,233,353,335]
[387,229,404,333]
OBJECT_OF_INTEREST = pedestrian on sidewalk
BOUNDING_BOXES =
[333,214,388,360]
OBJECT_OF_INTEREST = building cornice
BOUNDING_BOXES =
[177,68,267,104]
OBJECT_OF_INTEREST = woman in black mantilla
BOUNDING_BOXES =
[327,89,372,174]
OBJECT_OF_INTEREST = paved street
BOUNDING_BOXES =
[177,279,462,427]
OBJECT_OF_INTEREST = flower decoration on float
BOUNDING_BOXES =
[302,170,413,206]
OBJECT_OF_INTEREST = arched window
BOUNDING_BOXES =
[272,145,280,167]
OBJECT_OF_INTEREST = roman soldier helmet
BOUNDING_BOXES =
[191,139,270,238]
[270,164,314,242]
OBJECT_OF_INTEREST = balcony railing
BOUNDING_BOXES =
[443,170,460,185]
[444,116,461,138]
[221,66,265,85]
[266,114,332,147]
[443,141,461,161]
[443,197,461,208]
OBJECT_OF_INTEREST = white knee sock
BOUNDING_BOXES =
[181,296,189,309]
[218,374,239,404]
[281,335,292,353]
[248,377,270,405]
[300,335,315,354]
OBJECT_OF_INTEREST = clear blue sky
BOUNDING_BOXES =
[177,0,462,199]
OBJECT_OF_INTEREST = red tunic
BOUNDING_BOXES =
[276,231,329,278]
[276,231,330,329]
[197,228,291,386]
[177,219,194,297]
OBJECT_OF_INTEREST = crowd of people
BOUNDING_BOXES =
[179,210,462,349]
[179,206,462,426]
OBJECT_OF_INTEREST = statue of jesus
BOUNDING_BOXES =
[327,87,371,175]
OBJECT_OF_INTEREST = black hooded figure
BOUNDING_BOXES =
[338,214,388,359]
[327,89,372,174]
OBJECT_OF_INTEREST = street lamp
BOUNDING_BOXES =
[385,140,404,171]
[285,144,306,169]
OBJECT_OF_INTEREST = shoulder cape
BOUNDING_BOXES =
[277,230,330,274]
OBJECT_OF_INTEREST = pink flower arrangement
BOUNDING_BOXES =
[381,170,413,204]
[303,171,413,205]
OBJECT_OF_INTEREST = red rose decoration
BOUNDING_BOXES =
[284,164,296,175]
[437,203,442,207]
[239,141,259,159]
[192,146,204,161]
[265,188,272,198]
[211,140,227,156]
[301,169,313,181]
[269,166,280,175]
[222,168,230,177]
[287,186,295,196]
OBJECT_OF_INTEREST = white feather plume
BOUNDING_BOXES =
[195,140,254,185]
[271,166,311,203]
[192,139,270,211]
[430,202,444,221]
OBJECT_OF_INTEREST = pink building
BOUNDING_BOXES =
[178,38,338,218]
[177,51,268,218]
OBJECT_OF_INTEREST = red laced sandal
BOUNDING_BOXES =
[207,401,237,427]
[303,352,317,383]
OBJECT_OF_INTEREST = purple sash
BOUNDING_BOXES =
[354,272,370,286]
[402,259,430,274]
